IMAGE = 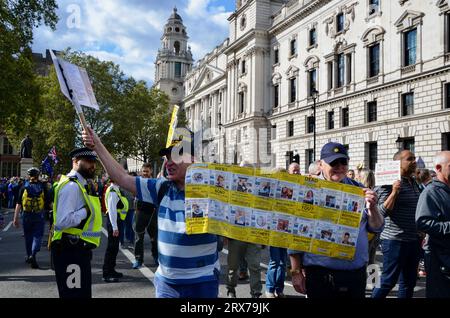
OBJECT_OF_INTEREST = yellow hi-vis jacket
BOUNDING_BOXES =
[52,175,102,247]
[105,185,129,221]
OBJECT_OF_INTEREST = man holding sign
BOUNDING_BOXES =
[82,127,221,298]
[372,150,422,298]
[289,142,384,298]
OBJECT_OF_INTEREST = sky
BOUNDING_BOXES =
[32,0,235,85]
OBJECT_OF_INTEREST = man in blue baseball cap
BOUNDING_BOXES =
[289,142,384,298]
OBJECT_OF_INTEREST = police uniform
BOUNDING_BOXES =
[51,148,102,298]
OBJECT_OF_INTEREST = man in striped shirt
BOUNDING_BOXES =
[82,127,220,298]
[372,149,422,298]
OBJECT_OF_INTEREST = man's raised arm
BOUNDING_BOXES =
[82,127,136,195]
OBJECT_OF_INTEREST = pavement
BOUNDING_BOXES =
[0,208,426,298]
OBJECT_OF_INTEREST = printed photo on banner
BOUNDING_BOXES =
[251,210,271,230]
[254,177,277,198]
[298,186,321,205]
[342,193,365,213]
[320,188,343,210]
[231,174,254,193]
[186,199,209,218]
[271,213,292,233]
[210,170,231,189]
[336,226,359,246]
[275,181,298,201]
[292,217,315,238]
[186,168,210,185]
[230,206,251,226]
[209,200,229,221]
[314,221,338,242]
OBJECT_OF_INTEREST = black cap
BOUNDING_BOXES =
[159,128,195,158]
[320,142,349,164]
[69,147,98,161]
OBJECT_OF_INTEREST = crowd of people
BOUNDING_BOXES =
[1,127,449,299]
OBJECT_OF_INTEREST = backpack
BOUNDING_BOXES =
[22,182,45,212]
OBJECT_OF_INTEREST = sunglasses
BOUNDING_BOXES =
[329,158,349,167]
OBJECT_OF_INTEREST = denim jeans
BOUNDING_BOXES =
[372,239,421,298]
[22,211,45,257]
[154,274,219,298]
[265,246,287,293]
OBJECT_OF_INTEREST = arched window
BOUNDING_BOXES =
[174,41,180,54]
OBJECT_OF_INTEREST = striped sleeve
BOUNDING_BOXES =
[376,185,392,217]
[135,177,166,205]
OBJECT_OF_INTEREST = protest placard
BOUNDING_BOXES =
[375,161,401,186]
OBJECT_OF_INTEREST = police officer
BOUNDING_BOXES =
[51,148,102,298]
[13,167,50,269]
[102,178,128,282]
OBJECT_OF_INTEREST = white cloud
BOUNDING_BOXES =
[32,0,233,85]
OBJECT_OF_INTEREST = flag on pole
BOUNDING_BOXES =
[41,156,53,177]
[48,146,58,164]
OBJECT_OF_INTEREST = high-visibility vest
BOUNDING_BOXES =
[51,175,102,247]
[105,185,129,221]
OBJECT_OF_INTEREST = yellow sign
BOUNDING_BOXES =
[185,164,366,260]
[166,105,179,148]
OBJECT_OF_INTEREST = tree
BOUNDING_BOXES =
[0,0,58,135]
[112,84,172,165]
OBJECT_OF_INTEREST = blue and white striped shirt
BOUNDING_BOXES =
[136,177,220,285]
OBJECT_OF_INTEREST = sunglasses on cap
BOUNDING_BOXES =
[329,158,349,167]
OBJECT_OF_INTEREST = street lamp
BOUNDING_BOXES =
[395,136,402,150]
[311,88,319,161]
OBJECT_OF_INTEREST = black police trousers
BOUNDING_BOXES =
[52,238,93,298]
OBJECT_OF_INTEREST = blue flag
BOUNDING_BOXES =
[41,156,53,177]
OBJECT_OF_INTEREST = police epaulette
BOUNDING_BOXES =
[69,176,78,182]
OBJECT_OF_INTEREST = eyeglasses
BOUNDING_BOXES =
[329,158,348,167]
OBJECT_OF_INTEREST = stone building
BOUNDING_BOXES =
[183,0,450,172]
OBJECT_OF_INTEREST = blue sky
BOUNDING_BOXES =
[32,0,235,85]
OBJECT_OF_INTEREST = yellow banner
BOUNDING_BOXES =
[166,105,179,148]
[185,164,365,260]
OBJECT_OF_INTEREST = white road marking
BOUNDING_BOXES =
[101,227,155,283]
[3,221,13,232]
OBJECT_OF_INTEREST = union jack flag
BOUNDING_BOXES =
[48,146,58,164]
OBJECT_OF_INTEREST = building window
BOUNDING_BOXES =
[442,132,450,150]
[274,48,279,64]
[336,13,344,33]
[241,60,246,74]
[342,107,349,127]
[307,116,315,133]
[239,92,245,114]
[271,125,277,140]
[402,92,414,116]
[367,142,378,171]
[217,113,222,126]
[445,83,450,109]
[369,43,380,77]
[219,91,223,104]
[327,110,335,130]
[174,41,180,54]
[369,0,379,15]
[404,28,417,66]
[290,38,297,56]
[273,85,279,108]
[327,62,333,90]
[337,53,345,88]
[288,120,294,137]
[309,28,317,46]
[446,13,450,53]
[2,137,13,155]
[367,101,377,122]
[398,137,415,153]
[305,149,314,172]
[175,62,182,77]
[308,69,317,97]
[346,54,352,85]
[290,77,297,103]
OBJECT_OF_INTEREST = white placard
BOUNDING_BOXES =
[50,50,99,111]
[375,161,401,186]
